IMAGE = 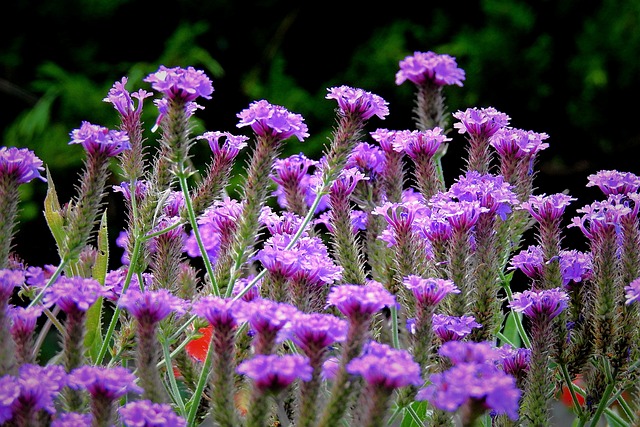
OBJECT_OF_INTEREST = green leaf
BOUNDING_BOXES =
[85,210,109,362]
[43,166,66,257]
[400,401,429,427]
[501,311,523,348]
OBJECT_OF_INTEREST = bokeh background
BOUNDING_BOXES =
[2,0,640,269]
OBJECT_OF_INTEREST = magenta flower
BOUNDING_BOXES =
[103,76,153,117]
[510,288,569,321]
[191,295,248,329]
[67,365,142,400]
[438,340,501,365]
[391,128,451,159]
[185,197,243,260]
[236,354,312,391]
[9,305,43,336]
[271,152,318,186]
[0,375,19,424]
[446,171,519,220]
[0,269,25,301]
[395,51,466,87]
[237,298,299,336]
[143,65,213,102]
[43,276,107,313]
[497,345,531,378]
[118,288,188,324]
[346,341,422,389]
[402,275,460,306]
[625,277,640,305]
[325,86,389,120]
[51,412,93,427]
[519,193,576,222]
[509,245,545,280]
[69,121,131,157]
[452,106,510,139]
[197,131,248,160]
[280,312,348,351]
[346,142,386,177]
[118,400,186,427]
[237,99,309,141]
[569,198,631,240]
[0,147,45,184]
[326,282,396,318]
[559,249,593,288]
[490,127,550,159]
[586,169,640,195]
[432,314,482,342]
[13,364,67,415]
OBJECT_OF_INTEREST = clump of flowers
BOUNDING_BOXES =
[0,50,638,427]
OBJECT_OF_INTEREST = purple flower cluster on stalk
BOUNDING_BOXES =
[0,147,46,184]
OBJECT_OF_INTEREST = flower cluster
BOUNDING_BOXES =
[0,50,639,427]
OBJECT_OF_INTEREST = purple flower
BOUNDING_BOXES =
[0,269,25,301]
[237,99,309,142]
[9,305,44,336]
[0,146,45,184]
[346,341,422,389]
[69,121,131,157]
[445,171,519,220]
[429,196,486,232]
[395,51,466,87]
[255,237,303,279]
[236,354,312,391]
[391,128,451,159]
[43,276,107,314]
[452,107,510,139]
[325,86,389,120]
[51,412,93,427]
[625,277,640,305]
[432,314,482,342]
[438,341,501,365]
[509,245,544,280]
[510,288,569,320]
[237,299,299,336]
[496,345,531,378]
[403,275,460,306]
[417,361,520,420]
[326,281,396,318]
[519,193,576,222]
[118,400,186,427]
[490,127,550,160]
[103,77,153,117]
[346,142,386,177]
[118,288,188,324]
[67,365,142,400]
[191,295,247,329]
[560,249,593,288]
[0,375,20,424]
[185,197,243,260]
[271,152,318,186]
[13,364,66,415]
[280,312,348,351]
[143,65,213,102]
[569,198,631,240]
[586,169,640,196]
[197,131,248,160]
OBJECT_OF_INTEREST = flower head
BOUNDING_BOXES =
[625,277,640,305]
[280,312,348,352]
[452,107,510,139]
[69,121,131,157]
[197,131,248,160]
[103,76,153,117]
[391,128,451,159]
[325,86,389,120]
[510,288,569,320]
[439,341,501,365]
[118,288,188,324]
[0,268,25,301]
[237,99,309,141]
[236,354,312,392]
[237,299,299,336]
[68,365,142,400]
[9,305,44,336]
[395,51,466,87]
[402,275,460,306]
[346,341,422,389]
[326,281,396,318]
[432,314,482,342]
[14,364,67,415]
[0,147,46,184]
[496,345,531,378]
[43,276,107,313]
[191,295,248,329]
[0,375,20,424]
[519,193,576,223]
[51,412,93,427]
[118,400,186,427]
[586,169,640,196]
[143,65,213,102]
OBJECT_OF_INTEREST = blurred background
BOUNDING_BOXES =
[2,0,639,269]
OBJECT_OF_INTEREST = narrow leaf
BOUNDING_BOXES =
[85,210,109,362]
[43,166,66,255]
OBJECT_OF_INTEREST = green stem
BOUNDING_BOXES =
[28,258,69,307]
[186,330,215,427]
[588,382,616,427]
[390,305,400,349]
[161,336,186,416]
[560,363,584,418]
[502,284,531,348]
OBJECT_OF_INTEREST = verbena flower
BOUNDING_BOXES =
[519,193,576,222]
[391,128,451,159]
[69,121,131,157]
[345,142,386,178]
[452,106,510,139]
[510,288,569,320]
[0,147,46,184]
[236,354,312,391]
[0,375,20,424]
[143,65,213,102]
[13,363,67,415]
[191,295,247,329]
[51,412,93,426]
[67,365,142,400]
[497,344,531,379]
[325,86,389,120]
[280,311,348,351]
[118,288,188,323]
[118,400,186,427]
[103,76,153,117]
[402,275,460,306]
[326,282,396,318]
[586,169,640,195]
[438,340,500,365]
[43,276,107,313]
[0,269,25,302]
[346,341,422,389]
[431,313,482,342]
[625,277,640,305]
[395,51,466,87]
[237,99,309,141]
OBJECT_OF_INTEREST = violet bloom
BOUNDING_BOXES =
[519,193,576,223]
[452,106,511,139]
[103,76,153,117]
[497,345,531,378]
[325,86,389,120]
[0,147,46,184]
[67,365,142,400]
[432,313,482,342]
[395,51,466,87]
[185,197,243,260]
[625,277,640,305]
[238,298,299,337]
[509,245,545,280]
[236,354,312,392]
[143,65,213,102]
[118,288,187,323]
[446,171,519,220]
[403,275,460,306]
[69,121,131,157]
[118,400,186,427]
[490,127,550,160]
[51,412,93,427]
[191,295,247,329]
[391,128,451,159]
[569,198,631,240]
[510,288,569,321]
[280,312,348,352]
[14,364,67,415]
[0,375,19,424]
[439,340,501,365]
[43,276,107,313]
[9,305,43,336]
[586,169,640,196]
[346,142,386,178]
[559,249,593,288]
[346,341,422,389]
[326,282,396,318]
[0,269,25,302]
[197,131,248,160]
[237,99,309,141]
